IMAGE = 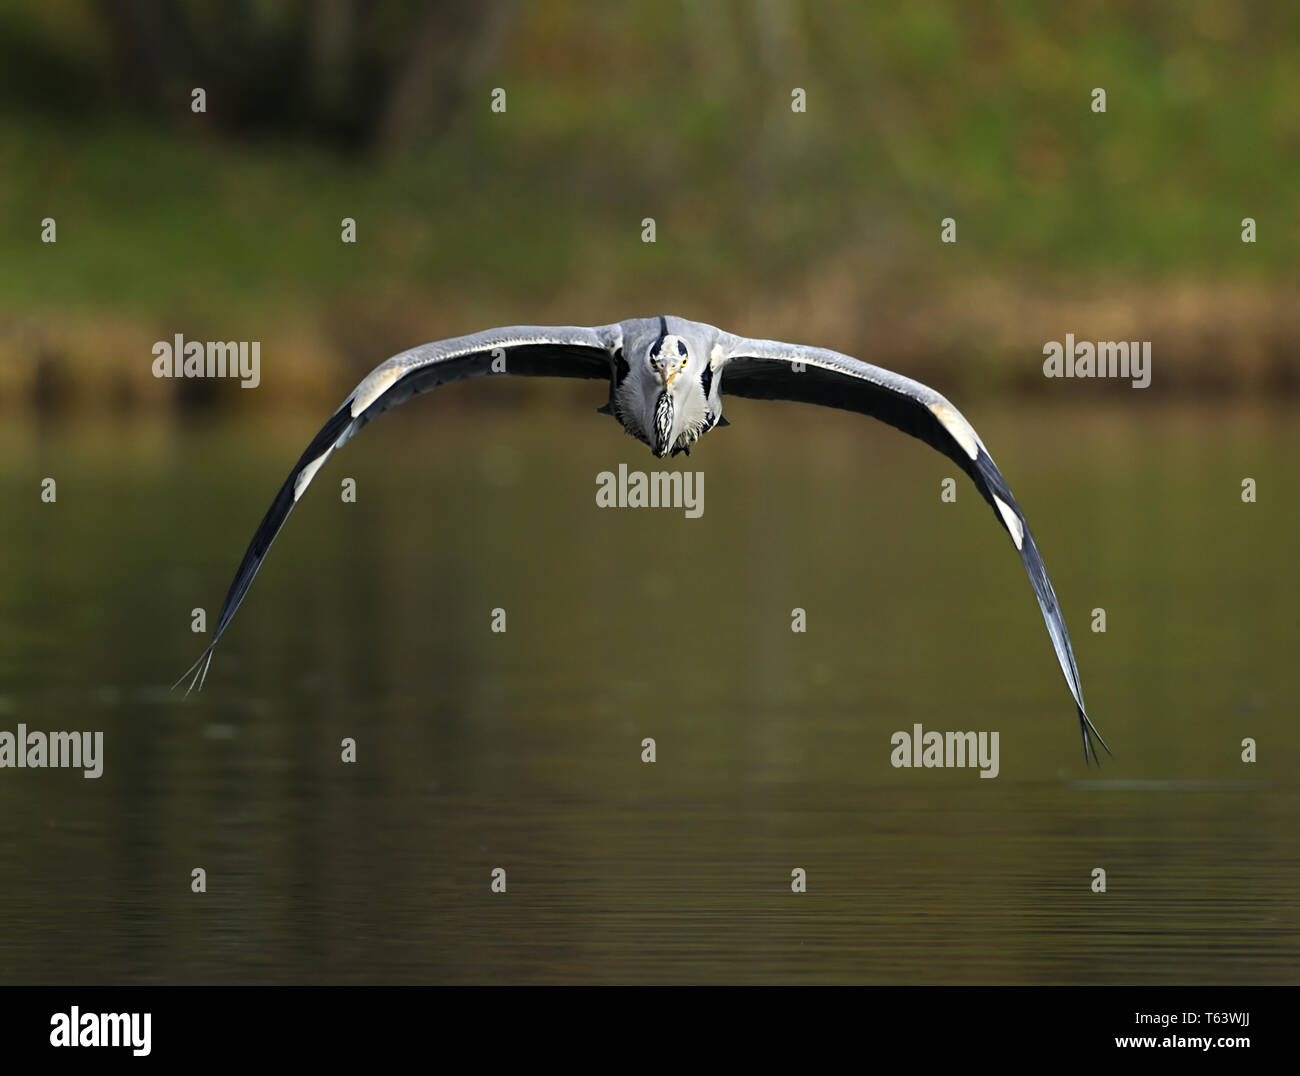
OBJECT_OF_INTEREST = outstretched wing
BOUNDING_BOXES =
[717,332,1109,765]
[176,323,622,693]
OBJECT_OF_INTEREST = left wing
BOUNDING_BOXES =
[175,324,621,693]
[716,332,1109,764]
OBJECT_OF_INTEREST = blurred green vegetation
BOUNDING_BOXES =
[0,0,1296,409]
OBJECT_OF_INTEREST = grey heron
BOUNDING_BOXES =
[177,315,1110,764]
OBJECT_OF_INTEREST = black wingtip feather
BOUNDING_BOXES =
[171,645,214,697]
[173,401,356,695]
[1078,705,1112,766]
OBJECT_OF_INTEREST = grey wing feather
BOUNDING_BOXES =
[717,333,1109,765]
[175,324,621,693]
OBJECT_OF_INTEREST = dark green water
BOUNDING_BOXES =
[0,393,1295,983]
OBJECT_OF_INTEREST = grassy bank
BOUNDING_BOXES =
[1,2,1296,412]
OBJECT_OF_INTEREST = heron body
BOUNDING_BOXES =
[178,314,1110,764]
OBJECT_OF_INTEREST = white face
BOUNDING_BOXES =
[635,333,712,457]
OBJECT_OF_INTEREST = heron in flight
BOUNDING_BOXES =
[177,315,1110,764]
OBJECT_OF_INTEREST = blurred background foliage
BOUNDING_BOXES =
[0,0,1296,413]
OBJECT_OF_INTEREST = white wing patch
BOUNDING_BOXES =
[928,402,980,460]
[993,494,1024,550]
[293,450,332,502]
[351,365,403,418]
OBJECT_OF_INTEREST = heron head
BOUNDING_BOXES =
[645,332,711,457]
